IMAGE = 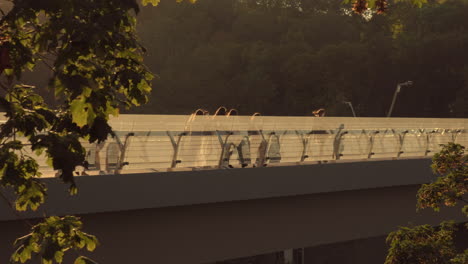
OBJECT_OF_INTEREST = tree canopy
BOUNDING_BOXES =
[385,143,468,264]
[0,0,155,262]
[130,0,468,117]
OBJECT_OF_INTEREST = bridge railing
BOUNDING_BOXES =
[1,115,466,175]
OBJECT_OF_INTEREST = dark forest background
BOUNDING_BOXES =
[27,0,468,117]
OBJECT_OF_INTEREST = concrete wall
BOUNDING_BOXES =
[1,186,463,264]
[0,158,437,221]
[0,159,465,263]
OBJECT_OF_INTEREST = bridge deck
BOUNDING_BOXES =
[1,115,466,176]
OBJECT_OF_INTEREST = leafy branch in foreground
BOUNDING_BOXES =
[385,143,467,264]
[11,216,98,264]
[418,143,467,215]
[345,0,429,14]
[385,222,458,264]
[0,0,168,262]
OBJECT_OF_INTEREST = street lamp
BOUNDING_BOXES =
[387,81,413,117]
[343,101,357,117]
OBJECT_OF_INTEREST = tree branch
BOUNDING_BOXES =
[0,189,33,227]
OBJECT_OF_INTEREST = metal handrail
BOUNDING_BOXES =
[0,114,465,175]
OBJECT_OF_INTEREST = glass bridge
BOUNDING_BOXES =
[3,114,467,175]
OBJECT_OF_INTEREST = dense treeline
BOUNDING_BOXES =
[130,0,468,117]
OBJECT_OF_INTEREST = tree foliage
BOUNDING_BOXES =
[11,216,98,264]
[418,143,468,213]
[0,0,158,262]
[385,143,468,264]
[131,0,468,117]
[345,0,429,14]
[385,222,458,264]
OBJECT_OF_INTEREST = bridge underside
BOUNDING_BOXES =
[1,158,466,263]
[0,184,464,264]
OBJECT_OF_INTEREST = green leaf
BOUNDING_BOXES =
[86,106,96,127]
[46,157,53,168]
[69,184,78,195]
[70,96,88,127]
[34,147,45,156]
[15,180,46,211]
[74,258,85,264]
[51,78,65,97]
[142,0,160,6]
[4,68,13,75]
[105,101,119,117]
[82,87,92,97]
[0,165,5,180]
[137,79,151,94]
[11,244,33,263]
[19,246,32,262]
[86,239,96,252]
[74,256,97,264]
[54,251,64,263]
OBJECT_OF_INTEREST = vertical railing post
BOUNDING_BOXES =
[237,136,251,168]
[333,124,346,160]
[367,130,379,159]
[265,131,283,164]
[255,130,268,167]
[116,132,134,173]
[451,129,462,143]
[167,131,186,169]
[83,141,105,174]
[424,129,437,156]
[216,130,233,168]
[101,132,135,174]
[393,129,408,158]
[296,130,310,162]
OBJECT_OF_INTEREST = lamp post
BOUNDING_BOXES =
[387,81,413,117]
[343,101,357,117]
